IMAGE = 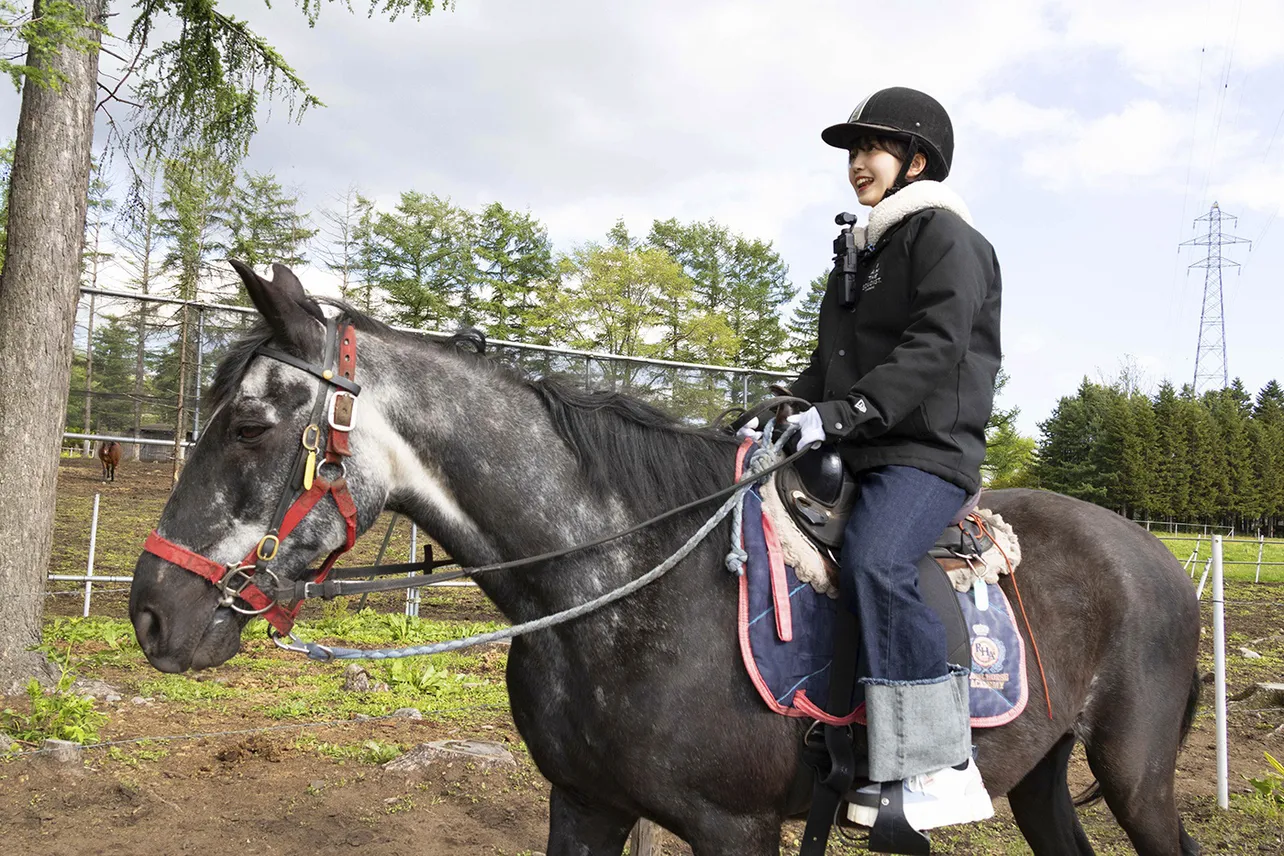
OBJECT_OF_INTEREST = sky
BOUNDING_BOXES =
[5,0,1283,436]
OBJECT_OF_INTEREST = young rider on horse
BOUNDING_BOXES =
[788,87,1003,831]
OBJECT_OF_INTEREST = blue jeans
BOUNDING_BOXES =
[839,465,966,683]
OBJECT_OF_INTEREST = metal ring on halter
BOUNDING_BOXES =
[218,565,283,615]
[318,459,347,480]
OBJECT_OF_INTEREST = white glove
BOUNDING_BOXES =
[786,407,826,448]
[735,416,762,442]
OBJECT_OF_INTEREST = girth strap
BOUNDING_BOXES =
[799,607,859,856]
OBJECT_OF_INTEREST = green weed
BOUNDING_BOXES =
[1,670,108,744]
[106,743,169,766]
[384,660,464,694]
[1244,752,1284,810]
[138,674,239,702]
[314,739,402,765]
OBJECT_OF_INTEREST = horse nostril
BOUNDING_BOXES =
[134,607,164,654]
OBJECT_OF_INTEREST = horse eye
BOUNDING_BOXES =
[236,425,267,442]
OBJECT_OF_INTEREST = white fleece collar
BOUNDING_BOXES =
[851,180,974,249]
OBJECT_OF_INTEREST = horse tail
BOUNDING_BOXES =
[1072,780,1102,807]
[1179,667,1202,746]
[1072,668,1202,809]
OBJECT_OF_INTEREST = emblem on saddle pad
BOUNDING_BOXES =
[970,632,1005,672]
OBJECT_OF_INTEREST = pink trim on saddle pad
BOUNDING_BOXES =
[761,515,793,643]
[734,437,861,726]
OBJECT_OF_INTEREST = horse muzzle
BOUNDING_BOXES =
[130,551,244,672]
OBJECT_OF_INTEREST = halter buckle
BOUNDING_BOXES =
[328,391,357,432]
[257,533,281,561]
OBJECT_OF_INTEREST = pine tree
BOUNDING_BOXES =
[1033,379,1106,502]
[359,192,476,329]
[474,202,556,340]
[1210,384,1256,527]
[1152,382,1190,520]
[785,272,827,372]
[1253,380,1284,424]
[1182,387,1224,522]
[646,218,792,369]
[225,172,316,285]
[1253,381,1284,533]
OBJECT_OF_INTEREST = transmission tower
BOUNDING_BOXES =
[1181,202,1250,393]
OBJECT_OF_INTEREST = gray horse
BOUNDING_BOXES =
[129,263,1202,855]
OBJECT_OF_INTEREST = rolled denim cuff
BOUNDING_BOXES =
[862,666,970,782]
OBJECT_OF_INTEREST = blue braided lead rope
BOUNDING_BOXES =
[725,420,794,576]
[276,427,795,662]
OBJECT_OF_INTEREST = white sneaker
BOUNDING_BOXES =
[846,759,994,830]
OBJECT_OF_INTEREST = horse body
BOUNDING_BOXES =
[98,440,121,481]
[128,266,1201,856]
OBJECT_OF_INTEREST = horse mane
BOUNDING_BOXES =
[208,301,739,515]
[529,380,739,512]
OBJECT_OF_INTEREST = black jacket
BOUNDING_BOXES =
[792,189,1001,494]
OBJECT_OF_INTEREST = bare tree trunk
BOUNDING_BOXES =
[133,296,146,460]
[82,287,96,455]
[0,0,105,693]
[171,303,190,485]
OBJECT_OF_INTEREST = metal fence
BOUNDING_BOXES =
[65,287,792,459]
[54,287,792,615]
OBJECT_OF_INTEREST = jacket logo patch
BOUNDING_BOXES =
[863,263,882,292]
[854,398,868,413]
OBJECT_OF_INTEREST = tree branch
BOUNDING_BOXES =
[97,80,142,109]
[96,37,145,111]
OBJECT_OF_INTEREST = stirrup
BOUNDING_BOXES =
[862,782,932,855]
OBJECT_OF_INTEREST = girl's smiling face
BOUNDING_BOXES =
[848,139,926,206]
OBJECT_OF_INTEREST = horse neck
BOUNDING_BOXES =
[359,334,636,621]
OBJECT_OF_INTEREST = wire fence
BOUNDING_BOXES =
[3,703,510,759]
[65,287,792,460]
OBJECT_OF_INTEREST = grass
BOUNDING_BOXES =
[305,736,404,765]
[138,674,240,703]
[1156,533,1284,582]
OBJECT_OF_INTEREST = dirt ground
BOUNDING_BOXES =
[3,459,1283,855]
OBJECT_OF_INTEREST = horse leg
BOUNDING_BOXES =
[546,785,636,856]
[1006,733,1094,855]
[1082,683,1199,855]
[685,811,781,856]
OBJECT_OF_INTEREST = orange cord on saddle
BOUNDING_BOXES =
[971,515,1054,722]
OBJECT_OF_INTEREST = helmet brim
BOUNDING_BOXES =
[821,122,950,180]
[821,121,913,151]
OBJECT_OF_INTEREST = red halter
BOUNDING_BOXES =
[143,317,361,635]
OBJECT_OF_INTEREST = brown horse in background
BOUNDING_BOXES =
[98,440,121,482]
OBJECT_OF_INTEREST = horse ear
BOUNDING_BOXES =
[228,259,325,356]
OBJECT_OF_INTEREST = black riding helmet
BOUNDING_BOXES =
[822,87,954,185]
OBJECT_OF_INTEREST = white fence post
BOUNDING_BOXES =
[405,523,420,618]
[83,493,100,617]
[1212,535,1228,810]
[1195,558,1212,600]
[1256,534,1266,584]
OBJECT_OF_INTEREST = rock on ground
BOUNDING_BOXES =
[382,740,516,773]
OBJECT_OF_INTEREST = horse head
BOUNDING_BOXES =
[129,262,401,672]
